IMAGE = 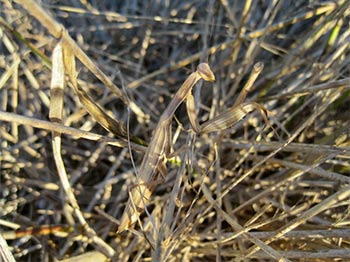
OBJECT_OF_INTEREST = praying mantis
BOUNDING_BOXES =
[117,62,268,233]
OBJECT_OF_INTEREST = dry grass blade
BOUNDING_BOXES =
[202,183,292,262]
[61,41,130,140]
[246,185,350,258]
[49,41,65,123]
[57,251,107,262]
[0,234,15,262]
[13,0,147,121]
[0,111,137,149]
[49,40,115,257]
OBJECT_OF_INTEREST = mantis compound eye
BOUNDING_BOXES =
[197,63,215,82]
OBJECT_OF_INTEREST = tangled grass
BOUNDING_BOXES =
[0,0,349,261]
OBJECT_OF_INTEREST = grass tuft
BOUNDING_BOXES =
[0,0,349,261]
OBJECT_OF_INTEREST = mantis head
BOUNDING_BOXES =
[197,63,215,82]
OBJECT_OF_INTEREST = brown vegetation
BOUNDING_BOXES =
[0,0,349,261]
